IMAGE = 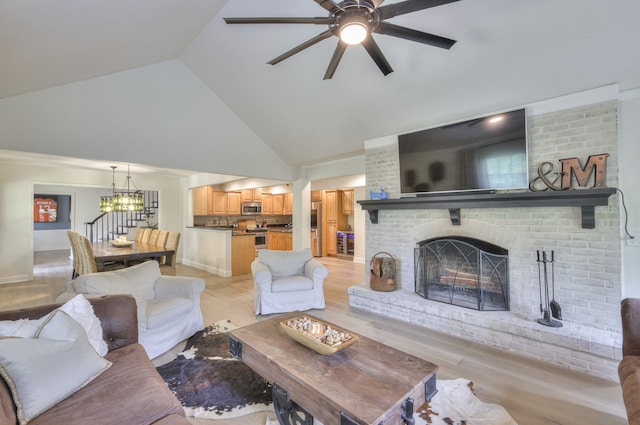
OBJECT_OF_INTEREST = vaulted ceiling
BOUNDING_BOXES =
[1,0,639,168]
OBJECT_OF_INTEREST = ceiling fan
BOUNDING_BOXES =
[224,0,460,80]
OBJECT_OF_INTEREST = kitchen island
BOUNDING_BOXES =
[182,226,255,276]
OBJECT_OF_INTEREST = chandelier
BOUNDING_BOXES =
[99,165,144,212]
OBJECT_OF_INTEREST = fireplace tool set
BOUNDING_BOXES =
[536,250,562,327]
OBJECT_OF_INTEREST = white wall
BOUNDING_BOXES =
[0,161,183,283]
[619,92,640,297]
[33,184,104,251]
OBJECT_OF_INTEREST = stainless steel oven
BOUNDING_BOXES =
[242,202,262,215]
[255,233,267,250]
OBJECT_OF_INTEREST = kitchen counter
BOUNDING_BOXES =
[188,226,256,236]
[267,228,293,233]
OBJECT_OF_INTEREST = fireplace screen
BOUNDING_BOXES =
[415,237,509,311]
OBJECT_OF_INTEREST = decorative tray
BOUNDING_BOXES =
[110,240,134,247]
[280,316,359,355]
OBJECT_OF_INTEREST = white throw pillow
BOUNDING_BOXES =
[72,260,160,301]
[259,248,312,277]
[0,310,112,425]
[0,295,107,356]
[0,317,45,338]
[59,294,109,356]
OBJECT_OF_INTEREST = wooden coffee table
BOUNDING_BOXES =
[228,311,438,425]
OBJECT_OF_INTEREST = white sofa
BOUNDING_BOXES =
[56,260,205,359]
[252,248,328,315]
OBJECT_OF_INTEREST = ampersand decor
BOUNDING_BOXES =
[529,162,566,191]
[529,153,609,191]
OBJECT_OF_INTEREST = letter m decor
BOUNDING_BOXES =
[560,153,609,189]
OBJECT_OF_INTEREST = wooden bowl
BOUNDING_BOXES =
[110,240,134,248]
[280,317,358,355]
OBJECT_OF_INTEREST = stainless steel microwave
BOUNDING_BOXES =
[242,202,262,215]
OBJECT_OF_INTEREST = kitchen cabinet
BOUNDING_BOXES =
[261,193,273,214]
[284,192,293,215]
[211,190,227,215]
[311,190,322,202]
[232,234,255,275]
[326,222,337,256]
[242,188,262,203]
[211,191,242,215]
[324,190,347,256]
[268,231,292,251]
[342,189,354,214]
[192,186,212,216]
[227,192,242,215]
[272,194,284,215]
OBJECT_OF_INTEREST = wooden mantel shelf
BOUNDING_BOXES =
[357,188,616,229]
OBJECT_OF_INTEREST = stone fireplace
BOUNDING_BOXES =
[349,100,623,381]
[415,237,509,311]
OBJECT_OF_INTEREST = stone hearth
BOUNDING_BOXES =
[351,101,623,381]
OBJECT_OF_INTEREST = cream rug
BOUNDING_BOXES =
[265,378,517,425]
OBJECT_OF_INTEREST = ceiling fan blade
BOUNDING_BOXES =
[324,41,348,80]
[378,0,460,21]
[314,0,341,12]
[268,30,334,65]
[361,36,393,76]
[224,17,332,25]
[375,22,456,49]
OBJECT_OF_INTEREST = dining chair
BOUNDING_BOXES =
[156,230,169,248]
[67,231,124,278]
[134,228,145,242]
[148,229,160,246]
[67,230,95,279]
[140,228,152,243]
[160,232,180,276]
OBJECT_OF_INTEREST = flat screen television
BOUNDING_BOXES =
[398,108,528,196]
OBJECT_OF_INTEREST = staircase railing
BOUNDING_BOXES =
[85,213,107,242]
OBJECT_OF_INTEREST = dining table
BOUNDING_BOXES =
[91,241,175,269]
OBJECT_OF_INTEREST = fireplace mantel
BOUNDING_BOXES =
[357,188,616,229]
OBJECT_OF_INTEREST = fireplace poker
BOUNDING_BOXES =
[542,251,550,319]
[537,250,543,314]
[537,250,562,328]
[550,250,562,320]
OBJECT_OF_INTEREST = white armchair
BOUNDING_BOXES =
[252,248,328,315]
[56,260,205,359]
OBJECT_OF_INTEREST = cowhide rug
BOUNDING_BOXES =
[413,378,518,425]
[156,320,273,420]
[265,378,517,425]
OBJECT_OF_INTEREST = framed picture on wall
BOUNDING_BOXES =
[34,196,58,223]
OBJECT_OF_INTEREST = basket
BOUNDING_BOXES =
[370,251,396,292]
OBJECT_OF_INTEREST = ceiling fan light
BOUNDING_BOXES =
[340,23,368,45]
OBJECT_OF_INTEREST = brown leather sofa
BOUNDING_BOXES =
[0,295,190,425]
[619,298,640,425]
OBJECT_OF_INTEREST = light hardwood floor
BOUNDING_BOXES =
[0,251,628,425]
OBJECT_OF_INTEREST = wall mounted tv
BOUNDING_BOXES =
[398,108,528,196]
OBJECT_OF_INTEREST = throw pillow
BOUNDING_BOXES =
[259,248,312,277]
[0,317,45,338]
[72,260,159,301]
[59,294,109,356]
[0,310,112,425]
